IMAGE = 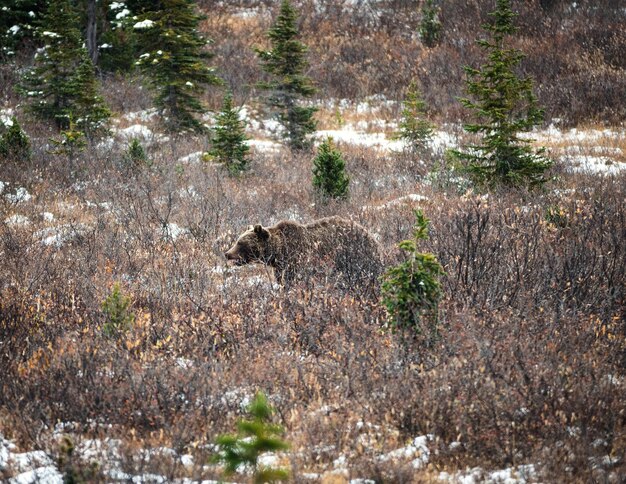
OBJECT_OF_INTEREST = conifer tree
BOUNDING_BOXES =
[0,0,45,60]
[0,117,32,163]
[208,91,250,176]
[418,0,442,48]
[312,138,349,200]
[213,392,289,483]
[256,0,316,151]
[395,81,434,154]
[71,52,111,135]
[455,0,551,188]
[19,0,110,132]
[134,0,220,133]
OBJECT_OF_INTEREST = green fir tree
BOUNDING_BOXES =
[256,0,316,151]
[71,52,111,135]
[312,137,349,200]
[395,81,434,154]
[381,210,444,343]
[0,116,32,163]
[213,392,289,483]
[208,91,250,176]
[134,0,220,133]
[418,0,442,48]
[455,0,552,188]
[18,0,109,132]
[0,0,46,61]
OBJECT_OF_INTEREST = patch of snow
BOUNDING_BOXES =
[246,139,282,152]
[5,187,32,204]
[131,473,167,483]
[8,466,63,484]
[176,358,194,370]
[115,8,130,19]
[317,126,402,151]
[161,223,188,241]
[180,454,194,467]
[8,451,54,474]
[42,31,60,38]
[258,453,280,468]
[0,180,5,194]
[362,193,428,212]
[378,435,432,469]
[178,151,203,164]
[4,214,30,226]
[564,155,626,175]
[35,223,87,247]
[261,119,284,134]
[439,463,536,483]
[119,124,153,140]
[134,19,155,29]
[8,25,20,35]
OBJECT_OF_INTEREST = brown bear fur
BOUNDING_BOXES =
[224,216,382,291]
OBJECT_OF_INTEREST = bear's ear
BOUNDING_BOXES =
[254,224,269,239]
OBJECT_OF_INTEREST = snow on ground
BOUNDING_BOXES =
[4,187,32,204]
[35,223,88,247]
[377,434,433,469]
[564,155,626,175]
[246,139,282,153]
[4,214,30,226]
[118,124,154,140]
[439,463,537,483]
[362,193,429,212]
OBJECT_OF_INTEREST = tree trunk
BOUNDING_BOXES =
[86,0,98,65]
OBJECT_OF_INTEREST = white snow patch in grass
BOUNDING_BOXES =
[362,193,428,212]
[35,224,87,247]
[124,109,158,123]
[439,463,537,483]
[8,466,63,484]
[5,187,32,204]
[258,453,280,468]
[378,435,432,468]
[246,139,282,152]
[119,124,153,140]
[131,473,167,483]
[4,214,30,226]
[161,223,188,241]
[178,151,203,164]
[8,451,54,474]
[9,25,20,35]
[317,126,403,151]
[565,155,626,175]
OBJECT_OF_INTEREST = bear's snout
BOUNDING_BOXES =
[224,249,237,260]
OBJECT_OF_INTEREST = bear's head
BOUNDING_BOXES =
[224,224,271,266]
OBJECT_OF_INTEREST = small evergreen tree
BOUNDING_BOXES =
[395,81,434,154]
[418,0,442,48]
[213,392,289,483]
[134,0,220,133]
[455,0,552,188]
[208,91,250,176]
[381,210,444,343]
[71,52,111,136]
[256,0,316,150]
[312,137,349,200]
[101,283,135,338]
[48,117,86,176]
[0,117,32,163]
[18,0,110,132]
[124,138,150,168]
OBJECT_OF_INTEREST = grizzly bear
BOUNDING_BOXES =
[224,216,383,291]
